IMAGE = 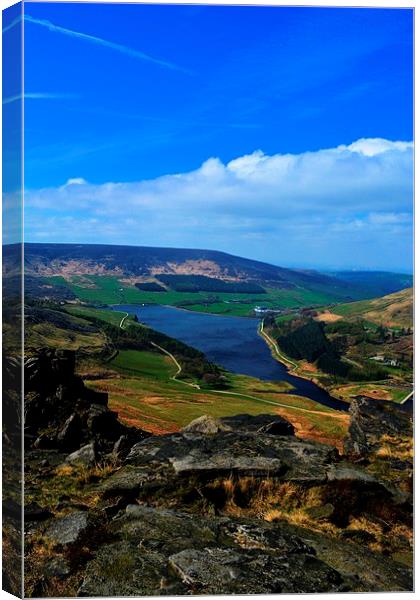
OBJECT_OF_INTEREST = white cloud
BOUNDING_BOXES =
[343,137,413,157]
[63,178,88,187]
[22,138,413,270]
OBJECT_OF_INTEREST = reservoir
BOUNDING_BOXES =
[113,304,348,412]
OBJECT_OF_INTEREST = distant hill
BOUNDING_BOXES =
[3,243,412,304]
[327,271,413,298]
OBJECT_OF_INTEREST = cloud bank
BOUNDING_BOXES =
[23,138,413,271]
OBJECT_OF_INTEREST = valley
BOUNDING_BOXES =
[14,300,350,449]
[4,243,412,424]
[2,243,413,595]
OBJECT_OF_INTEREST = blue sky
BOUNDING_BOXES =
[5,2,414,271]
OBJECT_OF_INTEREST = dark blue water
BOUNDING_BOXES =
[113,304,348,412]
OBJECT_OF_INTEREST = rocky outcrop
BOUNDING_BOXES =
[126,429,337,477]
[98,420,410,537]
[182,413,295,436]
[100,423,336,501]
[345,396,413,458]
[25,349,149,458]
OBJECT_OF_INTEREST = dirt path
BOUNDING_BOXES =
[150,341,201,389]
[208,388,347,418]
[259,321,299,370]
[401,390,414,404]
[119,312,129,329]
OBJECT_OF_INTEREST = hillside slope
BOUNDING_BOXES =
[10,243,349,292]
[330,288,413,328]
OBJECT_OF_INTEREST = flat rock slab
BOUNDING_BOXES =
[100,466,153,496]
[220,413,295,435]
[169,547,344,594]
[44,511,89,546]
[126,431,338,481]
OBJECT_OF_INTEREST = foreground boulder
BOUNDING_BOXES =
[78,504,345,596]
[182,413,295,436]
[168,547,342,594]
[75,504,413,596]
[64,443,97,467]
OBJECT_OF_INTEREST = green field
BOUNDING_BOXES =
[45,274,343,316]
[109,349,174,380]
[65,305,134,327]
[332,299,375,317]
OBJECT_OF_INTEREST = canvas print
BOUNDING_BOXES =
[2,1,414,596]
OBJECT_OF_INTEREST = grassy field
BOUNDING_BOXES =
[108,349,174,379]
[330,382,412,404]
[44,274,345,316]
[84,347,349,449]
[65,305,135,327]
[26,322,106,353]
[23,308,107,354]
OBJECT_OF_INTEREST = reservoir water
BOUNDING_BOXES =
[113,304,348,412]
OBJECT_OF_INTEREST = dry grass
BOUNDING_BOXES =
[25,460,119,516]
[54,461,119,486]
[75,462,119,485]
[263,507,330,529]
[207,477,328,523]
[315,311,343,323]
[258,482,337,534]
[55,464,74,477]
[375,434,413,461]
[203,474,412,558]
[348,516,382,537]
[28,532,57,557]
